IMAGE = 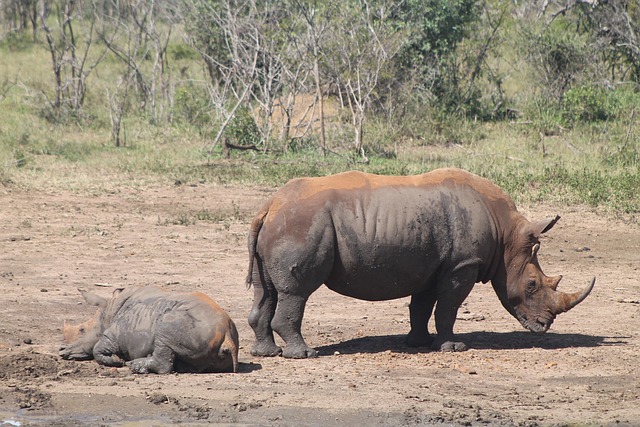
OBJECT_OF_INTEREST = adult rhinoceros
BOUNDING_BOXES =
[60,286,239,373]
[246,168,595,358]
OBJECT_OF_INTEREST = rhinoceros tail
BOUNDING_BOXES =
[246,205,269,289]
[221,321,240,373]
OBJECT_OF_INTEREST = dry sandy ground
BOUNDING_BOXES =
[0,182,639,426]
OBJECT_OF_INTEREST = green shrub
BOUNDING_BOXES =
[174,83,211,127]
[168,43,199,61]
[223,107,260,146]
[563,84,619,123]
[0,32,33,52]
[14,149,28,167]
[519,21,591,104]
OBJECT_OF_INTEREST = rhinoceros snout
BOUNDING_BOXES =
[516,313,554,333]
[524,320,548,333]
[59,343,93,360]
[535,317,553,333]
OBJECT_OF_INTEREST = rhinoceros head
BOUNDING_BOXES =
[60,288,117,360]
[497,215,595,333]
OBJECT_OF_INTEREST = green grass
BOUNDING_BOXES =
[2,101,639,218]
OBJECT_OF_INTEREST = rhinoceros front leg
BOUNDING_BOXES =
[271,292,318,358]
[432,267,477,352]
[406,289,437,348]
[92,334,126,367]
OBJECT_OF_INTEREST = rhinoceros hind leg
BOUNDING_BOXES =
[406,331,434,348]
[128,344,175,374]
[251,340,282,357]
[248,275,281,357]
[271,293,319,359]
[282,344,318,359]
[406,289,437,348]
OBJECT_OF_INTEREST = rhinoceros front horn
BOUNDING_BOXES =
[553,277,596,314]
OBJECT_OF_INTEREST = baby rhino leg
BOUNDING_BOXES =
[127,315,182,374]
[93,333,125,367]
[127,342,175,374]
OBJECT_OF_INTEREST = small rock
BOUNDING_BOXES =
[457,313,485,321]
[147,392,169,405]
[23,338,32,345]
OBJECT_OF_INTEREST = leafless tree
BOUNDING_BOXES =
[325,0,403,161]
[250,1,320,152]
[182,0,264,157]
[290,0,338,154]
[41,0,108,119]
[1,0,41,40]
[106,72,134,147]
[276,53,312,150]
[247,2,285,152]
[539,0,640,82]
[585,0,640,82]
[96,0,175,124]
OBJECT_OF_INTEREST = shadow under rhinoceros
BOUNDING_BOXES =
[236,361,263,373]
[316,332,624,356]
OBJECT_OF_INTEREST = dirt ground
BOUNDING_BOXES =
[0,182,639,427]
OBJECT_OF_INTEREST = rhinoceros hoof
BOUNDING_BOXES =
[405,332,434,348]
[251,342,283,357]
[436,341,469,352]
[127,359,150,374]
[282,346,319,359]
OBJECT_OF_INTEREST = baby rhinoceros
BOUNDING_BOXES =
[60,286,239,374]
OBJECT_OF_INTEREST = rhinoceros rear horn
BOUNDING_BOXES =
[554,277,596,314]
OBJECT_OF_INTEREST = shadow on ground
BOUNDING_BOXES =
[316,331,624,356]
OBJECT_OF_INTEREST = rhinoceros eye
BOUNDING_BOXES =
[526,280,538,295]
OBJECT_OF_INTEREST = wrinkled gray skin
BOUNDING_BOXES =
[247,168,595,358]
[60,286,239,373]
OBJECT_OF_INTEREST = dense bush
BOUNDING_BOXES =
[223,106,260,147]
[520,21,592,105]
[562,84,619,123]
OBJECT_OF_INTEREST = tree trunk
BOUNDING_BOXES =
[313,53,326,155]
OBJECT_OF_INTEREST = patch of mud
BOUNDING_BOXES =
[0,354,61,382]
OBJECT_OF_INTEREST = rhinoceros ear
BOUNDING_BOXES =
[531,215,561,238]
[78,288,108,309]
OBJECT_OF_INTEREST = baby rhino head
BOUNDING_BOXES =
[59,288,115,360]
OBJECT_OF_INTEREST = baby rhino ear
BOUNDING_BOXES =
[78,288,108,309]
[531,215,561,239]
